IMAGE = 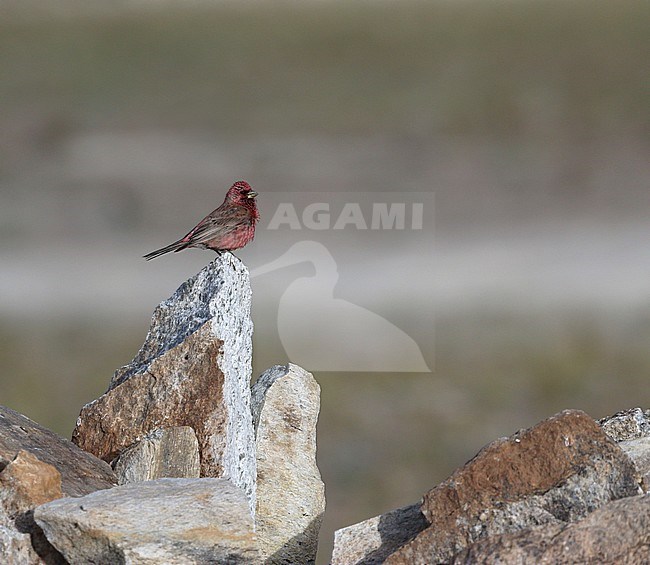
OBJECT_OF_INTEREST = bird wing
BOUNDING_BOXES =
[181,203,251,247]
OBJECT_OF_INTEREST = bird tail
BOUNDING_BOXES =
[143,240,188,261]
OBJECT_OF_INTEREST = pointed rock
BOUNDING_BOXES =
[72,254,256,510]
[35,478,260,564]
[252,364,325,564]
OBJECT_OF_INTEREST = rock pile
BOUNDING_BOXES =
[0,253,324,564]
[4,251,650,564]
[333,408,650,564]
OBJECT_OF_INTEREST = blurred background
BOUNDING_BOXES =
[1,0,649,561]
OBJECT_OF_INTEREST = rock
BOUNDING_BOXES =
[35,477,260,564]
[0,405,116,497]
[332,503,428,565]
[252,364,325,564]
[620,436,650,490]
[599,407,650,442]
[385,409,641,564]
[113,426,201,485]
[454,493,650,564]
[72,254,256,511]
[0,450,63,513]
[0,450,66,564]
[0,406,114,564]
[599,408,650,489]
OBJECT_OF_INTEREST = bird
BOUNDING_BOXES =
[144,180,259,260]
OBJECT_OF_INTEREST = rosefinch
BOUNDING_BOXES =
[144,180,259,260]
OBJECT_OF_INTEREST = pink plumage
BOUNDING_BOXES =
[144,181,259,260]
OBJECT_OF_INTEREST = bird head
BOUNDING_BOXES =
[227,181,258,204]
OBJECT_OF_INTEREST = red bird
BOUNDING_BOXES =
[144,180,259,260]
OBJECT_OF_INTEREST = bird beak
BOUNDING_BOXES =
[247,191,258,199]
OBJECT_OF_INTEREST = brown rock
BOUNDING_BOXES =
[0,451,66,564]
[386,410,641,564]
[0,407,114,564]
[0,404,116,497]
[454,494,650,564]
[73,323,225,474]
[0,450,63,513]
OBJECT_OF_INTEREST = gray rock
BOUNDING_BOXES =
[620,436,650,490]
[0,527,45,565]
[386,410,642,564]
[251,364,290,432]
[35,477,259,564]
[454,493,650,564]
[113,426,200,484]
[252,364,325,564]
[332,503,428,565]
[72,253,256,512]
[599,407,650,442]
